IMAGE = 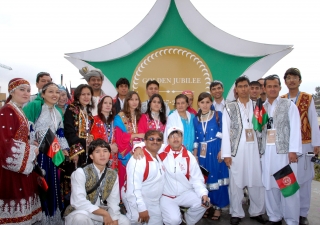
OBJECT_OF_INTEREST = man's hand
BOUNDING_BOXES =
[224,157,232,168]
[138,210,150,223]
[217,151,223,163]
[201,195,210,208]
[132,147,145,160]
[314,146,320,155]
[103,212,113,225]
[289,152,298,163]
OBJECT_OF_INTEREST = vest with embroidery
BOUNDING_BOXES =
[261,98,291,155]
[63,164,117,218]
[225,102,243,157]
[281,92,312,144]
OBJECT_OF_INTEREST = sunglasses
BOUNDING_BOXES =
[147,137,163,142]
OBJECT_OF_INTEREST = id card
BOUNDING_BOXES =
[216,132,222,139]
[245,129,254,143]
[267,129,276,145]
[200,142,207,158]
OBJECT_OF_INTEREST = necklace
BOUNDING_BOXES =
[201,111,210,116]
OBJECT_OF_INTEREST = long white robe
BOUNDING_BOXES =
[221,99,263,188]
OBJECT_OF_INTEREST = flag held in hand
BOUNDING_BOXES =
[37,128,65,166]
[252,98,268,132]
[273,164,299,198]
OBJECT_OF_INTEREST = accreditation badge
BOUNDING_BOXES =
[267,129,276,145]
[245,129,254,143]
[200,142,207,158]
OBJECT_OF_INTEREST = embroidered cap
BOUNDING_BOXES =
[79,67,105,82]
[8,78,30,94]
[182,90,193,96]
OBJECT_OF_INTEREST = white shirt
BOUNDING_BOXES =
[124,149,165,212]
[221,99,263,188]
[213,99,225,112]
[91,96,100,116]
[261,96,302,190]
[70,164,121,221]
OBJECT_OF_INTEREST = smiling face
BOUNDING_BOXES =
[210,84,224,101]
[90,146,110,168]
[42,84,60,107]
[58,91,68,107]
[146,84,159,98]
[36,75,52,90]
[128,93,140,111]
[150,96,161,112]
[11,85,31,106]
[88,76,102,92]
[101,96,113,114]
[117,84,129,98]
[79,87,92,107]
[284,74,301,91]
[198,96,212,114]
[249,85,261,100]
[168,131,183,151]
[145,132,163,155]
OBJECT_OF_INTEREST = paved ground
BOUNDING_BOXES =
[196,180,320,225]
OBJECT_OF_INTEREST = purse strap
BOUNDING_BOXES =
[86,167,107,195]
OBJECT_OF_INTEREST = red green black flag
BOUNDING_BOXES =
[252,98,268,132]
[273,164,300,198]
[38,128,65,166]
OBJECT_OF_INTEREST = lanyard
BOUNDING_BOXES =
[237,99,251,128]
[288,91,300,104]
[201,111,211,140]
[131,115,137,133]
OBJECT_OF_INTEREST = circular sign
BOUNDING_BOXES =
[131,46,212,109]
[282,176,291,186]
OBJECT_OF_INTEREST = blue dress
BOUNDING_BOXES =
[193,110,229,208]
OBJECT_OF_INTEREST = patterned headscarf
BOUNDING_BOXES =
[8,78,30,94]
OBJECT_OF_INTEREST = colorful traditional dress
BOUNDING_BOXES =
[62,103,94,212]
[114,112,141,190]
[23,97,68,224]
[193,110,229,208]
[0,102,42,224]
[137,113,166,133]
[91,115,118,169]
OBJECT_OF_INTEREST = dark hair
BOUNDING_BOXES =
[97,95,115,124]
[249,81,261,87]
[235,76,250,87]
[210,80,224,90]
[146,80,159,89]
[264,74,281,87]
[284,68,301,80]
[72,84,94,112]
[122,91,142,123]
[41,82,59,94]
[144,130,163,141]
[36,72,51,83]
[174,94,189,108]
[146,94,166,125]
[196,92,212,120]
[88,139,111,155]
[116,78,130,88]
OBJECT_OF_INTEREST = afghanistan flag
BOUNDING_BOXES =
[37,128,65,166]
[273,164,300,198]
[252,98,268,132]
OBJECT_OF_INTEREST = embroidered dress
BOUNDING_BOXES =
[0,102,42,224]
[114,112,141,191]
[137,113,166,133]
[91,115,118,170]
[26,102,68,224]
[193,111,229,208]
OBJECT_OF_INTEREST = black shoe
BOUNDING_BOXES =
[299,216,309,225]
[230,217,241,225]
[250,215,268,224]
[266,221,282,225]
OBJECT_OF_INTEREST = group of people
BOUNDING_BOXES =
[0,67,319,225]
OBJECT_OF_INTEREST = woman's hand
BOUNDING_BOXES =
[62,150,69,156]
[110,143,118,154]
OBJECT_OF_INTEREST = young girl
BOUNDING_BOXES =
[138,93,166,133]
[90,95,118,169]
[193,92,229,220]
[24,82,69,224]
[114,91,144,190]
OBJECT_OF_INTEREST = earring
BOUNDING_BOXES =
[110,111,112,115]
[160,108,162,112]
